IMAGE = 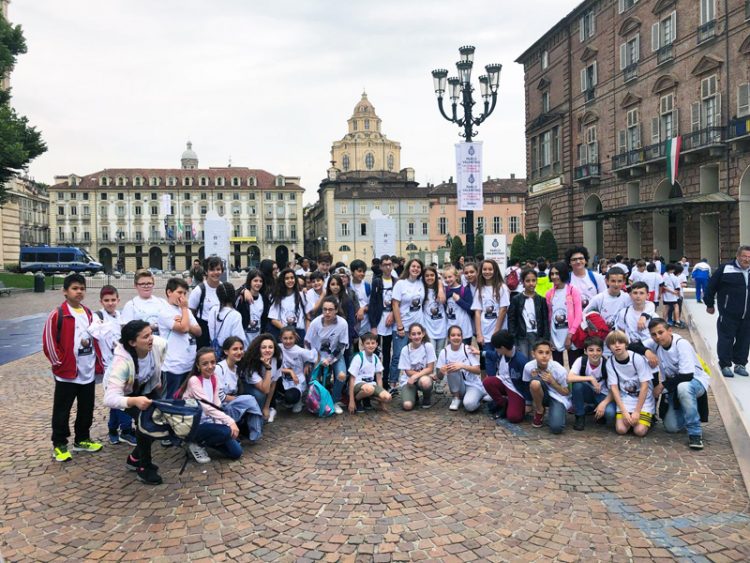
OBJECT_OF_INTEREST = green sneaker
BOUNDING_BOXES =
[53,445,72,462]
[71,439,103,453]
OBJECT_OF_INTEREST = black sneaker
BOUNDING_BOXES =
[574,415,585,431]
[127,454,159,472]
[356,401,365,413]
[688,435,704,450]
[421,397,433,409]
[362,398,373,410]
[136,464,163,485]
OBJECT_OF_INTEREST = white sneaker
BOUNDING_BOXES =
[188,443,211,464]
[267,407,277,423]
[292,400,304,414]
[482,393,493,402]
[334,402,344,415]
[449,397,461,411]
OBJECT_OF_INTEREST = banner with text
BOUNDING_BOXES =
[483,234,507,272]
[455,141,483,211]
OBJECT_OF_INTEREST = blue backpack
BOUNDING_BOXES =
[306,363,335,417]
[138,398,203,442]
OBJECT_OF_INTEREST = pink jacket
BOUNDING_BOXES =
[545,284,583,336]
[181,374,235,427]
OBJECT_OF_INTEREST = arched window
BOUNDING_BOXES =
[365,153,375,170]
[342,155,350,171]
[339,245,352,252]
[387,154,394,171]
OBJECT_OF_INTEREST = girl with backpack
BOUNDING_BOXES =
[208,283,246,356]
[397,323,437,410]
[103,320,167,485]
[235,269,265,346]
[507,269,550,358]
[423,266,447,354]
[279,326,318,414]
[237,334,283,423]
[268,268,308,342]
[215,337,264,442]
[443,266,474,344]
[546,261,583,366]
[472,260,511,376]
[176,347,243,464]
[436,325,483,412]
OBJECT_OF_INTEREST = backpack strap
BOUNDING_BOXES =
[196,282,206,317]
[95,310,104,321]
[587,269,598,289]
[365,282,371,297]
[579,355,588,377]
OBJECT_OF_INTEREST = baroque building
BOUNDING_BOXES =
[49,143,305,272]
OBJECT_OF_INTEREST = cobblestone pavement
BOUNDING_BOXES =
[1,352,750,562]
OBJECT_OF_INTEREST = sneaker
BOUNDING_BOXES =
[71,439,103,453]
[532,411,544,428]
[53,445,72,462]
[721,366,735,378]
[573,415,585,431]
[678,321,687,329]
[421,397,433,409]
[160,438,174,448]
[108,431,120,445]
[388,386,399,397]
[119,430,137,447]
[127,455,159,472]
[136,464,163,485]
[334,403,344,415]
[267,407,277,423]
[734,365,749,377]
[292,400,304,414]
[356,400,365,413]
[434,381,446,395]
[188,443,211,463]
[362,398,373,410]
[688,435,704,450]
[449,397,461,411]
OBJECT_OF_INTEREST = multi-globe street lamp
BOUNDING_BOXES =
[432,46,501,259]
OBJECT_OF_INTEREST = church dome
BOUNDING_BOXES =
[352,91,376,116]
[181,141,198,169]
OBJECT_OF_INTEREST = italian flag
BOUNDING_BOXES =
[666,136,682,186]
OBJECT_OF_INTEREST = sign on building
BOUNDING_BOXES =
[484,234,507,272]
[456,141,483,211]
[204,210,230,279]
[371,209,396,258]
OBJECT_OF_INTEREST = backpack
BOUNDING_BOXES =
[138,398,202,442]
[55,304,93,344]
[210,309,228,359]
[571,312,611,349]
[506,268,520,291]
[306,363,335,417]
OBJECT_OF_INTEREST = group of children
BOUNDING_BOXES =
[43,248,711,486]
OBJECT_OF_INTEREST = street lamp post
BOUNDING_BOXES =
[432,46,501,260]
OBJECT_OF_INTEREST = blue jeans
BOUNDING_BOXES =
[694,276,708,302]
[163,370,190,400]
[248,386,267,411]
[571,383,616,424]
[194,423,243,459]
[108,409,134,433]
[547,398,568,434]
[389,333,409,385]
[663,378,706,437]
[482,343,499,377]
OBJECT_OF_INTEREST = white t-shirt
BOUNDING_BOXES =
[188,283,219,321]
[305,316,349,361]
[584,291,632,328]
[549,287,569,352]
[662,273,681,303]
[88,309,122,368]
[121,296,166,335]
[305,288,324,316]
[423,288,447,340]
[570,356,607,395]
[351,281,371,335]
[629,269,645,283]
[445,285,474,338]
[208,306,246,348]
[377,277,396,335]
[606,352,655,414]
[397,342,437,388]
[615,302,657,343]
[522,295,538,334]
[435,345,483,392]
[348,351,383,385]
[522,359,571,409]
[57,306,97,384]
[392,279,425,331]
[136,352,155,385]
[247,357,282,385]
[569,270,606,309]
[471,285,510,340]
[158,303,198,373]
[643,334,709,391]
[281,345,317,392]
[643,271,663,297]
[242,293,264,345]
[215,359,239,399]
[495,353,526,398]
[676,272,688,297]
[269,293,307,330]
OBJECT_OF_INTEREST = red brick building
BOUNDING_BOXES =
[516,0,749,266]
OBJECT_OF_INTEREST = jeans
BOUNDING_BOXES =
[516,333,541,359]
[546,398,568,434]
[482,343,499,377]
[379,334,393,384]
[389,333,409,385]
[163,370,190,400]
[432,338,446,358]
[663,378,706,437]
[571,383,616,425]
[51,380,96,446]
[716,314,750,368]
[248,386,267,411]
[222,394,263,440]
[694,277,708,301]
[108,409,134,433]
[194,423,243,459]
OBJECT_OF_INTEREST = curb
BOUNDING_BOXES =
[685,306,750,498]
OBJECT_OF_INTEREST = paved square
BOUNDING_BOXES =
[1,352,749,562]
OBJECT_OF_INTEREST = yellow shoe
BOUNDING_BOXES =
[71,439,103,452]
[53,446,72,462]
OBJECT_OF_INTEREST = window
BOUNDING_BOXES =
[618,0,638,13]
[342,155,350,171]
[71,205,77,216]
[365,153,375,170]
[56,192,63,200]
[360,223,367,236]
[364,119,370,130]
[249,224,257,237]
[167,176,177,187]
[460,217,467,234]
[289,193,295,201]
[70,192,77,200]
[359,203,367,214]
[580,62,598,95]
[183,204,193,216]
[694,75,721,140]
[99,206,108,218]
[248,204,256,215]
[542,91,550,113]
[439,217,447,235]
[541,50,549,70]
[116,176,126,187]
[277,225,285,239]
[387,154,394,171]
[408,222,415,236]
[422,222,428,235]
[83,193,89,200]
[117,193,124,201]
[149,177,159,187]
[200,205,207,215]
[700,0,716,25]
[275,176,285,187]
[233,192,240,200]
[134,206,142,216]
[619,108,642,152]
[493,216,502,234]
[135,231,142,241]
[83,205,90,216]
[183,177,193,187]
[738,83,750,118]
[652,94,678,143]
[290,225,297,240]
[477,217,485,233]
[216,177,225,187]
[266,224,273,239]
[232,177,241,187]
[389,203,396,214]
[134,176,143,187]
[340,223,350,237]
[101,228,109,241]
[134,193,141,200]
[652,11,677,60]
[247,176,256,187]
[579,9,596,41]
[579,126,599,164]
[340,203,348,214]
[620,35,640,80]
[421,204,428,214]
[276,192,283,201]
[408,204,414,214]
[150,205,158,215]
[57,206,64,216]
[217,193,224,200]
[83,231,90,242]
[509,216,520,233]
[540,131,552,167]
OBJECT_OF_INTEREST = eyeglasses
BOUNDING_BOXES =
[136,283,154,287]
[571,257,586,262]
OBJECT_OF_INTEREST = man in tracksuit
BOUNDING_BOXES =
[704,245,750,378]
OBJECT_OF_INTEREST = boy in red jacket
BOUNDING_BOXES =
[43,273,104,462]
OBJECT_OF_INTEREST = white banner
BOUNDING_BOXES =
[371,210,396,258]
[160,194,172,216]
[204,210,231,279]
[484,234,507,272]
[455,141,483,211]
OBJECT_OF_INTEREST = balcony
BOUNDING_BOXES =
[728,116,750,151]
[656,44,674,65]
[681,126,727,162]
[611,142,666,178]
[574,162,601,185]
[623,63,638,82]
[697,20,716,44]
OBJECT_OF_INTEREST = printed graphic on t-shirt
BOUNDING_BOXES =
[620,378,640,397]
[410,296,423,312]
[446,302,456,320]
[484,304,497,319]
[383,288,393,312]
[282,307,298,326]
[78,338,93,356]
[429,302,443,320]
[553,308,568,329]
[320,339,333,354]
[247,316,260,333]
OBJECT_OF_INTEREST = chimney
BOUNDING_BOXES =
[449,176,453,183]
[510,173,516,179]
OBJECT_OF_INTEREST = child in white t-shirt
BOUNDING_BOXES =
[278,326,318,413]
[347,333,391,413]
[121,270,165,336]
[207,282,247,355]
[216,337,264,442]
[523,340,571,434]
[397,323,437,411]
[436,325,483,412]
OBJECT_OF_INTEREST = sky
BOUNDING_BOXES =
[8,0,580,205]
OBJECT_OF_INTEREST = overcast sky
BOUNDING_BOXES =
[9,0,579,204]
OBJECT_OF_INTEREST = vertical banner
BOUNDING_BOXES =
[204,210,230,281]
[484,234,507,272]
[455,141,483,211]
[371,210,396,258]
[160,194,172,215]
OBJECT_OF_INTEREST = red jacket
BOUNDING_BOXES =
[43,302,104,380]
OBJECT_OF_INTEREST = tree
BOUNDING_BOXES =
[510,233,526,262]
[525,231,540,260]
[539,230,559,262]
[450,235,465,265]
[0,12,46,204]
